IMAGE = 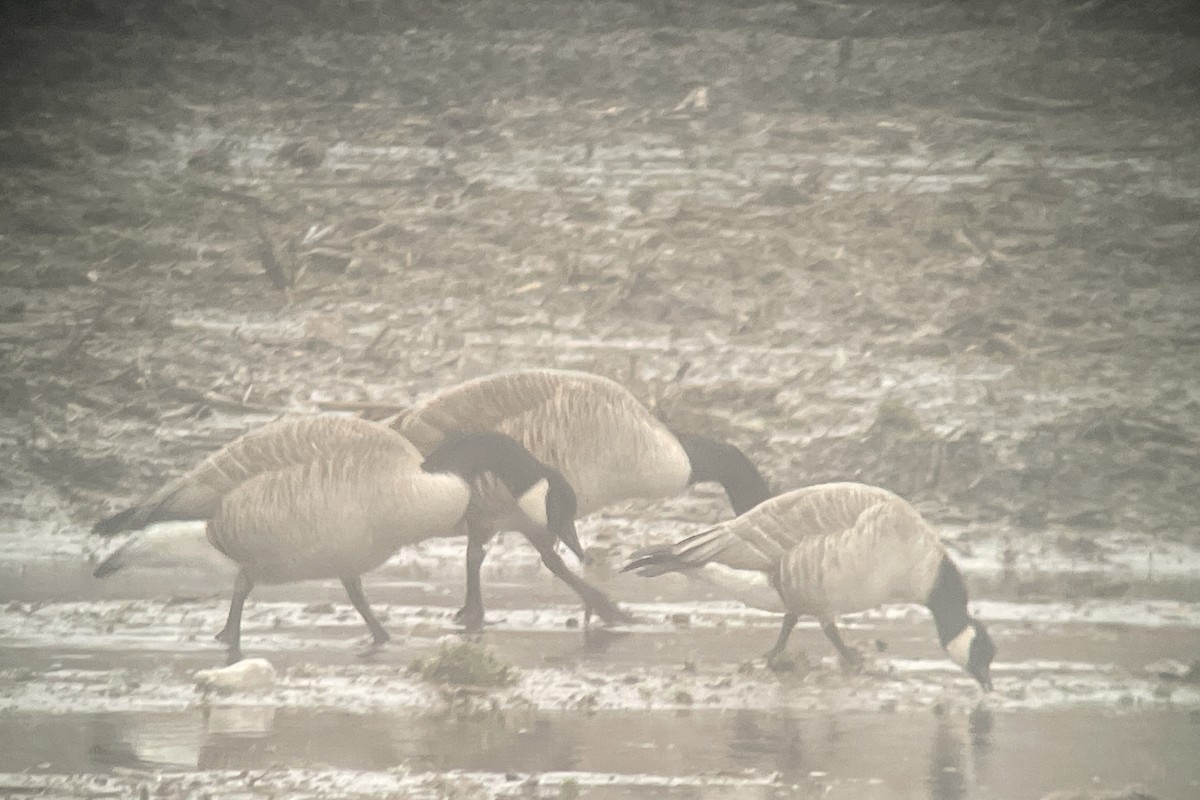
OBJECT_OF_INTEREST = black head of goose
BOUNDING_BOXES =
[419,429,583,559]
[624,481,996,691]
[927,557,996,691]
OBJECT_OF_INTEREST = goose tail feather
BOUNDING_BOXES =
[92,506,144,537]
[622,526,733,577]
[92,548,127,578]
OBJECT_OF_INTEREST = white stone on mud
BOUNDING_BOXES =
[195,658,277,694]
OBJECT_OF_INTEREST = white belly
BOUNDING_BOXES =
[689,563,786,613]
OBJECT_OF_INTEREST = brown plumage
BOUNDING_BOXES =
[93,416,578,663]
[92,416,388,536]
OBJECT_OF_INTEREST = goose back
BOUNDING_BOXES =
[98,416,401,534]
[394,369,691,514]
[208,436,469,583]
[774,486,946,618]
[629,482,896,575]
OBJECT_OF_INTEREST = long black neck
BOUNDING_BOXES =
[421,430,543,497]
[673,432,772,515]
[926,556,972,647]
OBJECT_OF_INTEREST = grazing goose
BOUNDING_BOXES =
[624,482,996,690]
[391,369,773,630]
[92,416,580,662]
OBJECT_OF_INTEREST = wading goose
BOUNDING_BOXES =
[624,482,996,690]
[92,416,580,662]
[391,369,773,630]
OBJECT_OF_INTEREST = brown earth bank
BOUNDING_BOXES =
[1,0,1198,542]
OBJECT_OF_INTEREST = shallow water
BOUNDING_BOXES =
[4,542,1200,799]
[4,494,1200,798]
[3,705,1199,799]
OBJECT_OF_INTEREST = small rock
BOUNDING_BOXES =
[669,612,691,627]
[1144,659,1199,682]
[274,139,326,170]
[303,602,336,615]
[195,658,277,694]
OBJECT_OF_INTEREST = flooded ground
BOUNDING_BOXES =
[4,521,1200,798]
[3,0,1200,797]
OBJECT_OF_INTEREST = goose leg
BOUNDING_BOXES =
[820,619,863,671]
[527,535,633,627]
[216,571,253,664]
[341,576,390,647]
[765,612,798,660]
[455,521,490,632]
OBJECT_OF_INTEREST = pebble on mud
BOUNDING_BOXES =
[195,658,277,694]
[1144,659,1199,683]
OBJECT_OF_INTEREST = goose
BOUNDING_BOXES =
[92,415,581,662]
[623,482,996,690]
[390,368,773,630]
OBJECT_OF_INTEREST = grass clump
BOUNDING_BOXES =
[410,641,518,687]
[766,649,810,675]
[558,778,581,800]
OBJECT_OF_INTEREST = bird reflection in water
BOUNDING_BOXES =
[198,709,401,772]
[928,704,994,800]
[728,709,805,780]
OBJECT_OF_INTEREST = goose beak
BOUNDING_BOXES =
[973,666,993,692]
[560,520,584,561]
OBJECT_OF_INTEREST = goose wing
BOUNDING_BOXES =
[394,370,683,513]
[775,487,945,616]
[208,437,466,583]
[94,416,412,534]
[394,370,637,452]
[624,482,902,575]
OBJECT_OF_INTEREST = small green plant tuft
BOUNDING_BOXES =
[410,641,518,687]
[766,649,810,675]
[558,778,581,800]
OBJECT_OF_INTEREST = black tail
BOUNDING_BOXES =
[92,551,125,578]
[622,544,688,577]
[92,507,141,536]
[622,527,732,577]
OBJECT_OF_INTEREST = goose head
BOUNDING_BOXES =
[945,619,996,691]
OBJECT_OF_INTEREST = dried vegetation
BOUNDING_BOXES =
[1,0,1198,541]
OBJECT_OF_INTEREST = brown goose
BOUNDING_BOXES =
[392,369,772,630]
[93,416,580,662]
[624,482,995,690]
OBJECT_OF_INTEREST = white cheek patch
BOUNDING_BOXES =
[945,625,976,669]
[517,478,550,528]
